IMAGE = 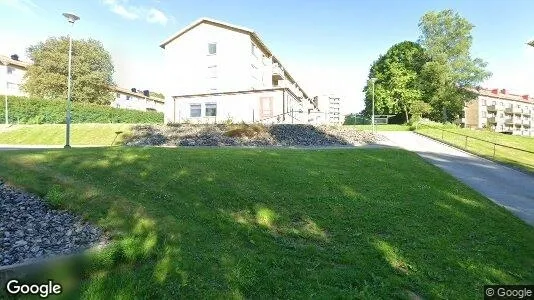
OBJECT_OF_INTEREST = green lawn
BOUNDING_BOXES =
[0,148,532,299]
[416,126,534,173]
[346,124,411,131]
[0,124,132,146]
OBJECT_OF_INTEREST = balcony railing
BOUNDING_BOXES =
[272,63,284,80]
[487,105,497,111]
[523,120,532,127]
[504,118,514,124]
[505,107,523,114]
[487,116,497,124]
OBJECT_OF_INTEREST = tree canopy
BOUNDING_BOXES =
[22,37,115,105]
[361,10,492,123]
[418,9,491,121]
[362,41,429,122]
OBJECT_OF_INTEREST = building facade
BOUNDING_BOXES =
[160,18,317,124]
[0,54,31,96]
[111,87,165,112]
[463,88,534,136]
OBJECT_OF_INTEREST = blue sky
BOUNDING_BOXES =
[1,0,533,113]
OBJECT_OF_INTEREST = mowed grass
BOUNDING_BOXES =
[347,124,412,131]
[0,148,533,299]
[0,124,132,146]
[417,126,534,173]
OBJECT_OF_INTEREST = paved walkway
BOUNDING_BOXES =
[380,131,534,226]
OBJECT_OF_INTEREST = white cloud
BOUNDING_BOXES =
[102,0,170,26]
[0,0,39,14]
[146,8,168,25]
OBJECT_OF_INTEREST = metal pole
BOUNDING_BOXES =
[4,81,7,125]
[372,80,375,133]
[65,23,73,148]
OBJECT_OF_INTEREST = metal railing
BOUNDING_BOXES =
[416,123,534,159]
[255,109,302,124]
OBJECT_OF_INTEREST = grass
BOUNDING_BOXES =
[416,125,534,173]
[0,148,532,299]
[0,124,133,146]
[346,124,412,131]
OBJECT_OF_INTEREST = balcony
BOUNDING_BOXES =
[487,116,497,124]
[487,105,497,112]
[523,120,531,127]
[504,118,514,125]
[523,110,532,116]
[272,63,284,80]
[505,107,523,115]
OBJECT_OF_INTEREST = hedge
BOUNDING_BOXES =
[0,96,163,124]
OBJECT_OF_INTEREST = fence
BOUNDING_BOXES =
[416,123,534,172]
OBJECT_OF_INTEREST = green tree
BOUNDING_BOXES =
[149,91,165,99]
[363,41,428,122]
[418,9,491,122]
[22,36,115,105]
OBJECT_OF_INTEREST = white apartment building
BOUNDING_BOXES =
[0,54,30,96]
[111,87,165,112]
[160,18,317,124]
[463,88,534,136]
[314,95,341,124]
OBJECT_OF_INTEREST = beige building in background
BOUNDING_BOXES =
[0,54,30,96]
[463,88,534,136]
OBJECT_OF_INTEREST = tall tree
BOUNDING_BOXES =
[418,9,491,122]
[22,37,115,105]
[363,41,429,122]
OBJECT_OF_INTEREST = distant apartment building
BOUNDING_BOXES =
[0,54,31,96]
[463,88,534,136]
[160,18,317,124]
[0,53,163,112]
[111,87,165,112]
[306,95,342,124]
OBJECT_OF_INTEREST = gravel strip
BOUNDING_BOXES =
[124,124,385,147]
[0,181,105,267]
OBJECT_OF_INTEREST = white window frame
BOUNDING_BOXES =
[208,42,217,55]
[6,67,14,75]
[205,102,217,117]
[190,103,202,118]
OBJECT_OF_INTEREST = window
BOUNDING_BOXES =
[251,42,256,56]
[7,67,14,75]
[208,43,217,55]
[6,82,17,91]
[500,101,503,106]
[481,99,486,106]
[208,65,217,78]
[205,103,217,117]
[482,111,486,117]
[126,95,131,100]
[116,93,120,98]
[492,101,496,105]
[190,104,201,117]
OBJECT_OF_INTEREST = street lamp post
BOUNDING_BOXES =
[1,59,7,125]
[62,12,80,149]
[369,77,377,133]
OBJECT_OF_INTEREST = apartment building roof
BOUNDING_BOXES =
[159,17,310,99]
[0,55,31,69]
[111,86,165,103]
[471,87,534,104]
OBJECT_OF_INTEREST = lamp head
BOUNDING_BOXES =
[370,77,378,83]
[63,13,80,24]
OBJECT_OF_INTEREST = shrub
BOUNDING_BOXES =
[224,124,266,138]
[0,96,163,124]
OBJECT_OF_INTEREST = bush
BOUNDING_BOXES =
[224,124,266,138]
[0,96,163,124]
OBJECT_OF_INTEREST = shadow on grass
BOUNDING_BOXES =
[0,148,533,298]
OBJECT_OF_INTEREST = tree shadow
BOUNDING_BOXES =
[0,147,532,298]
